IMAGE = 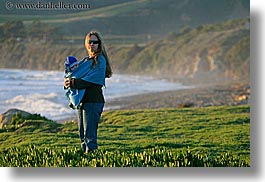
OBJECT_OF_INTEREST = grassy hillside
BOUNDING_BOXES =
[0,105,250,166]
[1,0,249,36]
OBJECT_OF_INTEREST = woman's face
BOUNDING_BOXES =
[88,35,99,53]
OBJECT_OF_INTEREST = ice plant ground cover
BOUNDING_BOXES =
[0,105,250,167]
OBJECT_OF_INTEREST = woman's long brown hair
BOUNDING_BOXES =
[85,31,112,78]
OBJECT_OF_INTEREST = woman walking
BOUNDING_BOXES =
[64,31,112,153]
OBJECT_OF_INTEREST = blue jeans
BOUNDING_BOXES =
[77,102,104,150]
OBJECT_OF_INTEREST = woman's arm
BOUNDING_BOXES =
[70,78,99,89]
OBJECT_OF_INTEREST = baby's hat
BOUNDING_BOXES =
[65,56,78,69]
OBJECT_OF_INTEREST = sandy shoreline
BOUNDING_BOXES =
[105,81,250,110]
[57,81,250,123]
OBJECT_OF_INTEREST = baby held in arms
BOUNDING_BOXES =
[64,56,84,109]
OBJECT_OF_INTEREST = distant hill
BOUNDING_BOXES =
[46,0,250,37]
[110,19,250,82]
[0,18,249,84]
[109,18,250,83]
[1,0,249,37]
[0,0,249,84]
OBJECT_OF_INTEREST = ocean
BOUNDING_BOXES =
[0,69,192,122]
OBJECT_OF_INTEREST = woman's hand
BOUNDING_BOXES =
[64,77,71,88]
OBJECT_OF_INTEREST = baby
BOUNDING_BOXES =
[65,56,79,73]
[64,56,81,109]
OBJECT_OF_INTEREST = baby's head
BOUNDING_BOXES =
[65,56,78,72]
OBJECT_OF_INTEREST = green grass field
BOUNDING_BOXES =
[0,105,250,167]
